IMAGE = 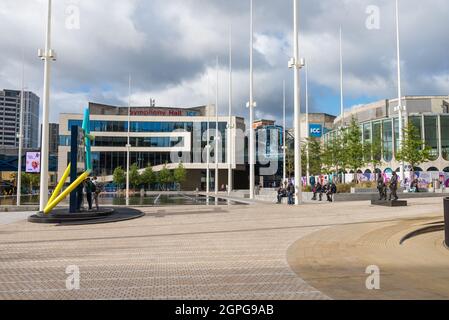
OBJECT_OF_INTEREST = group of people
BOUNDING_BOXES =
[276,181,296,205]
[276,180,338,204]
[376,171,399,201]
[76,176,103,211]
[311,181,337,202]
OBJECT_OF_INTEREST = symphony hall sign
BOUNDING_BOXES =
[130,107,199,117]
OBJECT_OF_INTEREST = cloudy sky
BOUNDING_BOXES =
[1,0,449,125]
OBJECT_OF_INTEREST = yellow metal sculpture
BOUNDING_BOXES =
[43,108,94,214]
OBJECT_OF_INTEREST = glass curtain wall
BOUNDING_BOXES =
[424,116,439,160]
[441,115,449,161]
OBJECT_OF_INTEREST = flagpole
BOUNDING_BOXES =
[395,0,406,184]
[249,0,255,199]
[38,0,55,212]
[17,52,25,206]
[293,0,302,205]
[126,75,131,206]
[283,80,287,185]
[227,25,233,195]
[215,56,219,195]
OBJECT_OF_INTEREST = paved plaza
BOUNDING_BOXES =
[0,198,446,300]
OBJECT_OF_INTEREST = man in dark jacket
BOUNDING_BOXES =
[287,182,295,205]
[85,178,94,210]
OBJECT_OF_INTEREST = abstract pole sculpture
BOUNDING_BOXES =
[43,108,93,214]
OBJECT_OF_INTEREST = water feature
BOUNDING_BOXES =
[0,193,247,207]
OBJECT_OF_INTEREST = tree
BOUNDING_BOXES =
[342,117,365,180]
[321,129,345,177]
[129,163,141,189]
[396,122,432,177]
[141,164,155,190]
[285,147,294,179]
[301,138,323,176]
[157,164,172,190]
[113,166,126,189]
[173,162,187,189]
[363,133,382,176]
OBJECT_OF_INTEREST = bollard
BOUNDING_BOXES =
[445,198,449,248]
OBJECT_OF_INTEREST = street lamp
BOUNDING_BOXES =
[38,0,56,212]
[289,0,304,205]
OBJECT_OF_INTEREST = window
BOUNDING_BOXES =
[441,116,449,161]
[382,120,393,162]
[424,116,439,160]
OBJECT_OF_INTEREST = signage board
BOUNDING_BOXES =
[309,124,323,138]
[26,152,41,173]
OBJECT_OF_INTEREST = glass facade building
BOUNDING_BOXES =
[58,103,247,190]
[324,96,449,173]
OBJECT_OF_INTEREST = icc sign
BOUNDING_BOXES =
[309,124,323,138]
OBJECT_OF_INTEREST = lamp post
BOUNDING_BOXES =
[289,0,304,205]
[227,26,233,195]
[38,0,56,212]
[126,75,131,206]
[248,0,256,199]
[395,0,406,184]
[215,56,219,195]
[17,56,25,206]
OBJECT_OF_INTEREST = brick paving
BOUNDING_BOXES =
[0,198,444,300]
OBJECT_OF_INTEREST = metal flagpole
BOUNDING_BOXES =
[249,0,255,199]
[17,52,25,206]
[126,75,131,206]
[293,0,302,205]
[395,0,406,184]
[228,25,233,195]
[340,26,344,124]
[305,62,310,186]
[206,74,210,194]
[215,56,219,195]
[283,80,287,186]
[38,0,55,212]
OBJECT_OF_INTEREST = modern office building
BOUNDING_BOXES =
[41,123,59,155]
[58,103,247,190]
[323,96,449,173]
[0,89,40,149]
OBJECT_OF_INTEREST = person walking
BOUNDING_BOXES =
[388,171,399,201]
[85,178,94,210]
